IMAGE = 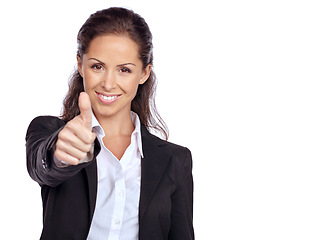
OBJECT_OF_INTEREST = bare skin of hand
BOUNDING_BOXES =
[54,92,96,165]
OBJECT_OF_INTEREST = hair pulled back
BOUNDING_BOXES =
[61,7,168,139]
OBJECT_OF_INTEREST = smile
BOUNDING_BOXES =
[96,92,121,104]
[100,95,117,101]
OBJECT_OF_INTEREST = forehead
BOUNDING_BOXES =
[84,34,140,63]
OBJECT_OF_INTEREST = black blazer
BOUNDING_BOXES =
[26,116,194,240]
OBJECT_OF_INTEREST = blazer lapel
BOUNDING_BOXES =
[139,125,171,221]
[84,161,98,223]
[84,138,101,223]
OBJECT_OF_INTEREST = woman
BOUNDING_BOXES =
[26,7,194,240]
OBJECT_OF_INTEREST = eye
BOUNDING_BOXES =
[119,67,132,73]
[91,64,104,71]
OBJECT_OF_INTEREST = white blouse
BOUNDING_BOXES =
[87,111,143,240]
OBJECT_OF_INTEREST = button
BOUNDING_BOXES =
[114,219,121,225]
[42,158,47,169]
[118,191,124,197]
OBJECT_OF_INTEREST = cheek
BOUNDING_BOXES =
[82,71,101,91]
[120,76,141,96]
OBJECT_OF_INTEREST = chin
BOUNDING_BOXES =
[93,106,116,118]
[92,103,131,119]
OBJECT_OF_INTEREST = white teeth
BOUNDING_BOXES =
[100,94,117,101]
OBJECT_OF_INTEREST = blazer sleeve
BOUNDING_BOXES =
[170,148,194,239]
[25,116,100,187]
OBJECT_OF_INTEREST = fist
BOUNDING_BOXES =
[55,92,96,165]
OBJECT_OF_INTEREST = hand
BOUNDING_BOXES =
[54,92,96,165]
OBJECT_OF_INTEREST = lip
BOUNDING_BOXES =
[96,92,122,104]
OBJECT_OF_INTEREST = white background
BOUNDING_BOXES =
[1,0,315,239]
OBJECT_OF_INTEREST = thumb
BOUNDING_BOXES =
[78,92,92,130]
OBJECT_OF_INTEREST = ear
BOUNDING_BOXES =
[77,55,83,77]
[139,64,152,85]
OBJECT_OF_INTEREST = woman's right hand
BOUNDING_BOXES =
[54,92,96,165]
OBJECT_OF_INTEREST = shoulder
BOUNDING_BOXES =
[160,138,191,157]
[26,116,65,136]
[141,125,191,159]
[29,115,65,127]
[143,129,193,185]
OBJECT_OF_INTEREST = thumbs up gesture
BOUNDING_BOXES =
[55,92,96,165]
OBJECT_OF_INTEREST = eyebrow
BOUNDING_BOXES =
[88,58,136,67]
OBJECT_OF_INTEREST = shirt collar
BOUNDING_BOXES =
[91,111,143,158]
[130,111,143,158]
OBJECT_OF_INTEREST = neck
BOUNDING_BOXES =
[94,109,135,137]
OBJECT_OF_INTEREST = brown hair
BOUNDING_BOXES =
[61,7,168,139]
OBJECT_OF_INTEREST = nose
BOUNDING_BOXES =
[101,70,116,92]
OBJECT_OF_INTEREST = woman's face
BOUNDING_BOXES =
[77,34,151,120]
